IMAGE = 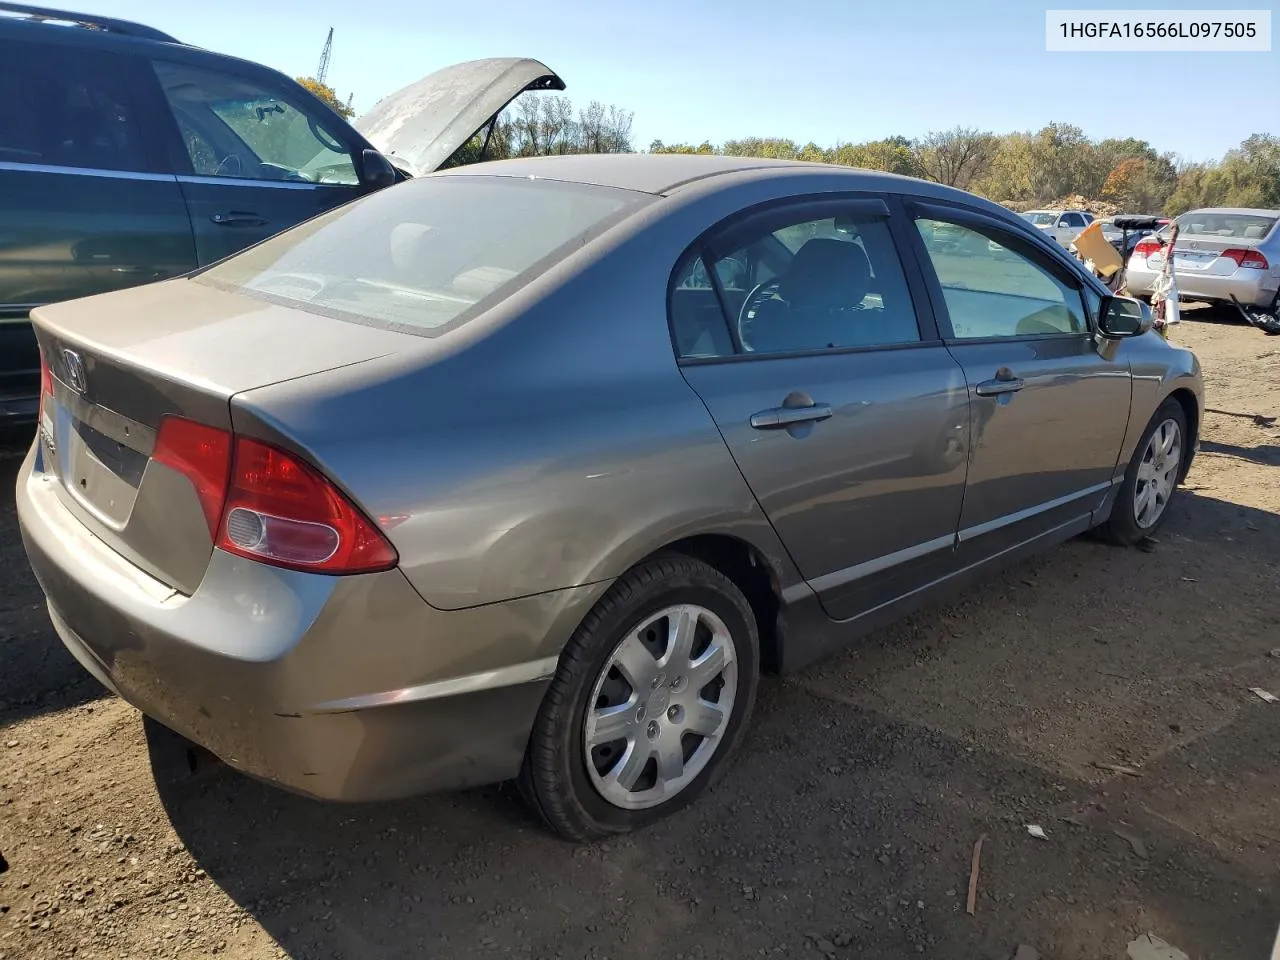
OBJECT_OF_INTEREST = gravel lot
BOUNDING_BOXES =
[2,309,1278,960]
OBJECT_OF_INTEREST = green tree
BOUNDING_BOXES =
[973,132,1035,202]
[833,136,916,176]
[297,76,354,119]
[649,140,716,154]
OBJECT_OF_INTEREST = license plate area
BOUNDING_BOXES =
[48,389,154,527]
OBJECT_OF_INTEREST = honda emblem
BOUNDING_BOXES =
[61,349,87,395]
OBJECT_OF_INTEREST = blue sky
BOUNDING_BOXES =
[79,0,1277,160]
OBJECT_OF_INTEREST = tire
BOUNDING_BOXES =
[519,555,760,841]
[1102,398,1188,545]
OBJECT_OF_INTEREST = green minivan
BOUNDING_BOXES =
[0,2,564,429]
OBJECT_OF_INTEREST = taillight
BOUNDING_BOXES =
[1221,247,1269,270]
[1134,238,1163,259]
[152,417,231,538]
[151,416,397,574]
[38,350,53,432]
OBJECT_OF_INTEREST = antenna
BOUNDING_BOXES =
[316,26,333,85]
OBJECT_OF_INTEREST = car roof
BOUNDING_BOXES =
[434,153,953,198]
[1180,207,1280,217]
[0,1,178,41]
[0,5,294,82]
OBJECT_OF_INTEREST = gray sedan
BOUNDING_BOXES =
[17,155,1203,839]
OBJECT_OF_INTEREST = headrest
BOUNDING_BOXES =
[782,238,871,309]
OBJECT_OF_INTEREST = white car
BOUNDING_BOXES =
[1021,209,1095,246]
[1125,208,1280,310]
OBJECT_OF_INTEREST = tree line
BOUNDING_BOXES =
[305,73,1276,214]
[431,96,637,167]
[301,77,637,163]
[648,125,1280,215]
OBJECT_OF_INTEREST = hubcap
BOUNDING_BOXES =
[583,604,738,810]
[1134,418,1182,529]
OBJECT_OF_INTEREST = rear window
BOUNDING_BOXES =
[1174,212,1277,240]
[196,175,649,335]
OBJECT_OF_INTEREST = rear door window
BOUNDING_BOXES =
[0,41,148,172]
[670,203,924,359]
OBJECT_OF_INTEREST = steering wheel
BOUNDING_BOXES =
[214,152,244,178]
[258,161,312,183]
[308,116,346,153]
[737,279,784,351]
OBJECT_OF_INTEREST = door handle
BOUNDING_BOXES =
[975,377,1025,396]
[210,211,268,227]
[749,402,833,429]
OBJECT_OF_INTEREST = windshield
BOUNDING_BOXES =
[1025,212,1058,226]
[197,176,649,336]
[1175,212,1277,240]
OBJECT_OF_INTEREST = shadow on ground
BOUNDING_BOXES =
[146,488,1280,960]
[1197,439,1280,467]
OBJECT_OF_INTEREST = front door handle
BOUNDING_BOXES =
[749,402,833,429]
[975,376,1025,397]
[210,211,268,227]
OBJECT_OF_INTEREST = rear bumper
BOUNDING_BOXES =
[16,445,605,800]
[1126,261,1278,307]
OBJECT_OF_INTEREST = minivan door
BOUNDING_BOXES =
[145,59,374,265]
[0,40,195,421]
[671,197,970,623]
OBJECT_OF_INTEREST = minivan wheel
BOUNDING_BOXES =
[1102,398,1188,545]
[519,556,759,841]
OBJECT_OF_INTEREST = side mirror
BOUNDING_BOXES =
[359,149,397,190]
[1098,295,1153,339]
[1058,218,1070,228]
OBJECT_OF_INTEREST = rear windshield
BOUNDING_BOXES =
[196,175,649,336]
[1174,212,1277,240]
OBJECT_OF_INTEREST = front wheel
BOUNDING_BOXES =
[1102,398,1188,545]
[519,556,760,841]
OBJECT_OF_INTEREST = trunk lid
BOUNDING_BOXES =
[31,278,407,594]
[1154,212,1277,274]
[1164,233,1266,275]
[353,58,565,176]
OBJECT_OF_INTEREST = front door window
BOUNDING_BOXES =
[152,61,358,185]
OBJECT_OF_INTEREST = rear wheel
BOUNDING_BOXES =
[1102,398,1187,545]
[519,556,759,841]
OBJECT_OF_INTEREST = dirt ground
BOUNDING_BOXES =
[1,307,1277,960]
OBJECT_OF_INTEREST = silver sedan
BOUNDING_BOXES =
[17,155,1203,839]
[1125,207,1280,308]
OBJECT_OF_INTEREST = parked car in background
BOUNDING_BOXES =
[1125,207,1279,309]
[18,153,1203,839]
[1098,215,1169,258]
[0,1,564,428]
[1021,209,1095,246]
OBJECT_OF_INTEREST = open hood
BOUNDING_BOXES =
[354,58,564,176]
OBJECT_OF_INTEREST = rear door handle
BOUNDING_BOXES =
[749,402,833,429]
[975,377,1025,396]
[210,211,268,227]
